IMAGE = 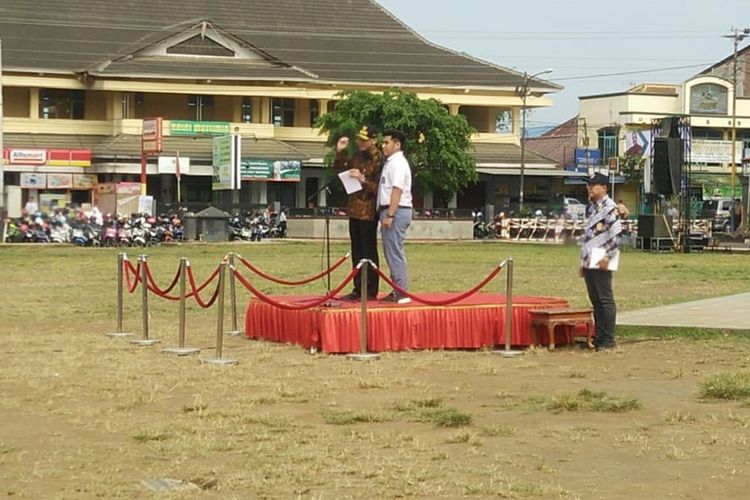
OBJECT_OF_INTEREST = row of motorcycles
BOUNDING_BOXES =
[228,211,287,242]
[4,212,184,246]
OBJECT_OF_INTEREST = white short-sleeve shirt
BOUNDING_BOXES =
[378,151,412,208]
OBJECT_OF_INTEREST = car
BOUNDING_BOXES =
[553,196,586,220]
[700,198,734,232]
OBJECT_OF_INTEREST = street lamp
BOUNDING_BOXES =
[723,27,749,231]
[517,68,553,213]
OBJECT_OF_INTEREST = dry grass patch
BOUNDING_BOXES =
[528,389,641,413]
[699,371,750,400]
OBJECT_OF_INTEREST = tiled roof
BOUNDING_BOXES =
[0,0,561,90]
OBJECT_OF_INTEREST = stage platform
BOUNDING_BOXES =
[244,293,571,354]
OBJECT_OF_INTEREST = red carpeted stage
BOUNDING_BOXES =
[244,293,572,353]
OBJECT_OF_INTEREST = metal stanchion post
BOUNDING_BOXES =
[201,261,237,365]
[106,253,133,337]
[225,253,243,336]
[164,258,200,356]
[494,257,523,357]
[348,260,379,361]
[131,255,161,346]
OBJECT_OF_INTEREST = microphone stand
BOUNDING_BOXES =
[306,178,339,301]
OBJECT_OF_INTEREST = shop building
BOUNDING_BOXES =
[1,0,566,216]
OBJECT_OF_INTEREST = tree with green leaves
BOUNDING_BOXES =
[315,89,477,196]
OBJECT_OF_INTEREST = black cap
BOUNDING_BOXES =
[587,172,609,185]
[356,124,378,140]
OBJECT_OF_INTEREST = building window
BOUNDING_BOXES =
[187,95,215,121]
[692,127,723,140]
[272,98,295,127]
[495,109,513,134]
[39,89,85,119]
[241,97,253,123]
[597,128,618,165]
[309,100,320,126]
[121,92,144,119]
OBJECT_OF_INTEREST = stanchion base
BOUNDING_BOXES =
[163,347,201,356]
[346,353,381,361]
[224,330,243,337]
[492,349,524,358]
[105,332,134,338]
[130,338,162,346]
[200,357,238,365]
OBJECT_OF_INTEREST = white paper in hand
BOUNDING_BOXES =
[338,170,363,194]
[587,247,619,271]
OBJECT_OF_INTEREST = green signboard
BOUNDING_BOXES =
[240,159,301,181]
[171,120,231,136]
[212,135,240,190]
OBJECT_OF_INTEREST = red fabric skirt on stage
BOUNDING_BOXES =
[245,293,570,354]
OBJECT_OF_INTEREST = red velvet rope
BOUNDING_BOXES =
[143,261,181,296]
[374,262,505,306]
[123,258,141,293]
[232,266,358,310]
[186,265,221,308]
[237,254,349,286]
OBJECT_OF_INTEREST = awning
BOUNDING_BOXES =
[477,166,587,177]
[565,175,626,185]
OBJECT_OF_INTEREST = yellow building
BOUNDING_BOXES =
[1,0,562,216]
[579,46,750,212]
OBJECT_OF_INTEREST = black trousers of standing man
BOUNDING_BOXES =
[348,218,379,297]
[583,268,616,349]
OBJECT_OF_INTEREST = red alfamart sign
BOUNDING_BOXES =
[3,148,92,167]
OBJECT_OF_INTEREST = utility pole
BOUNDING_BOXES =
[0,39,5,221]
[516,68,552,214]
[723,27,749,231]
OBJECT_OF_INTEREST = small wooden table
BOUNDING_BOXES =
[529,308,595,350]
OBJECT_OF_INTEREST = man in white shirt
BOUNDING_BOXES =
[378,129,413,304]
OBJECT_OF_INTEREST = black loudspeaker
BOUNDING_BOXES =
[653,137,682,195]
[638,214,673,239]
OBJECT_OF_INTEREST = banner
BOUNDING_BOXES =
[47,173,73,189]
[212,135,241,190]
[171,120,230,136]
[691,139,742,164]
[20,173,46,188]
[157,155,190,175]
[624,130,652,158]
[240,159,302,181]
[116,182,142,195]
[73,174,97,189]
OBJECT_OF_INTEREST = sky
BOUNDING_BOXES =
[376,0,748,130]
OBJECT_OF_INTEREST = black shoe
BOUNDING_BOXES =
[382,291,411,304]
[341,291,360,301]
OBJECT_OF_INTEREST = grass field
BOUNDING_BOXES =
[1,241,750,498]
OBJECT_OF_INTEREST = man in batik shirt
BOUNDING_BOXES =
[580,172,622,351]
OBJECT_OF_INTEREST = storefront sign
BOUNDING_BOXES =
[73,174,97,189]
[171,120,231,136]
[116,182,142,195]
[142,117,164,154]
[212,135,241,190]
[240,159,302,181]
[691,139,742,163]
[97,182,116,194]
[3,148,91,167]
[47,173,73,189]
[574,148,601,167]
[157,156,191,175]
[20,173,47,188]
[9,149,47,165]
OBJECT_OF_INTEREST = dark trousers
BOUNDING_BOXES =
[348,218,379,296]
[583,268,617,348]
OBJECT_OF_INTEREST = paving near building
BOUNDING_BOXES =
[618,292,750,330]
